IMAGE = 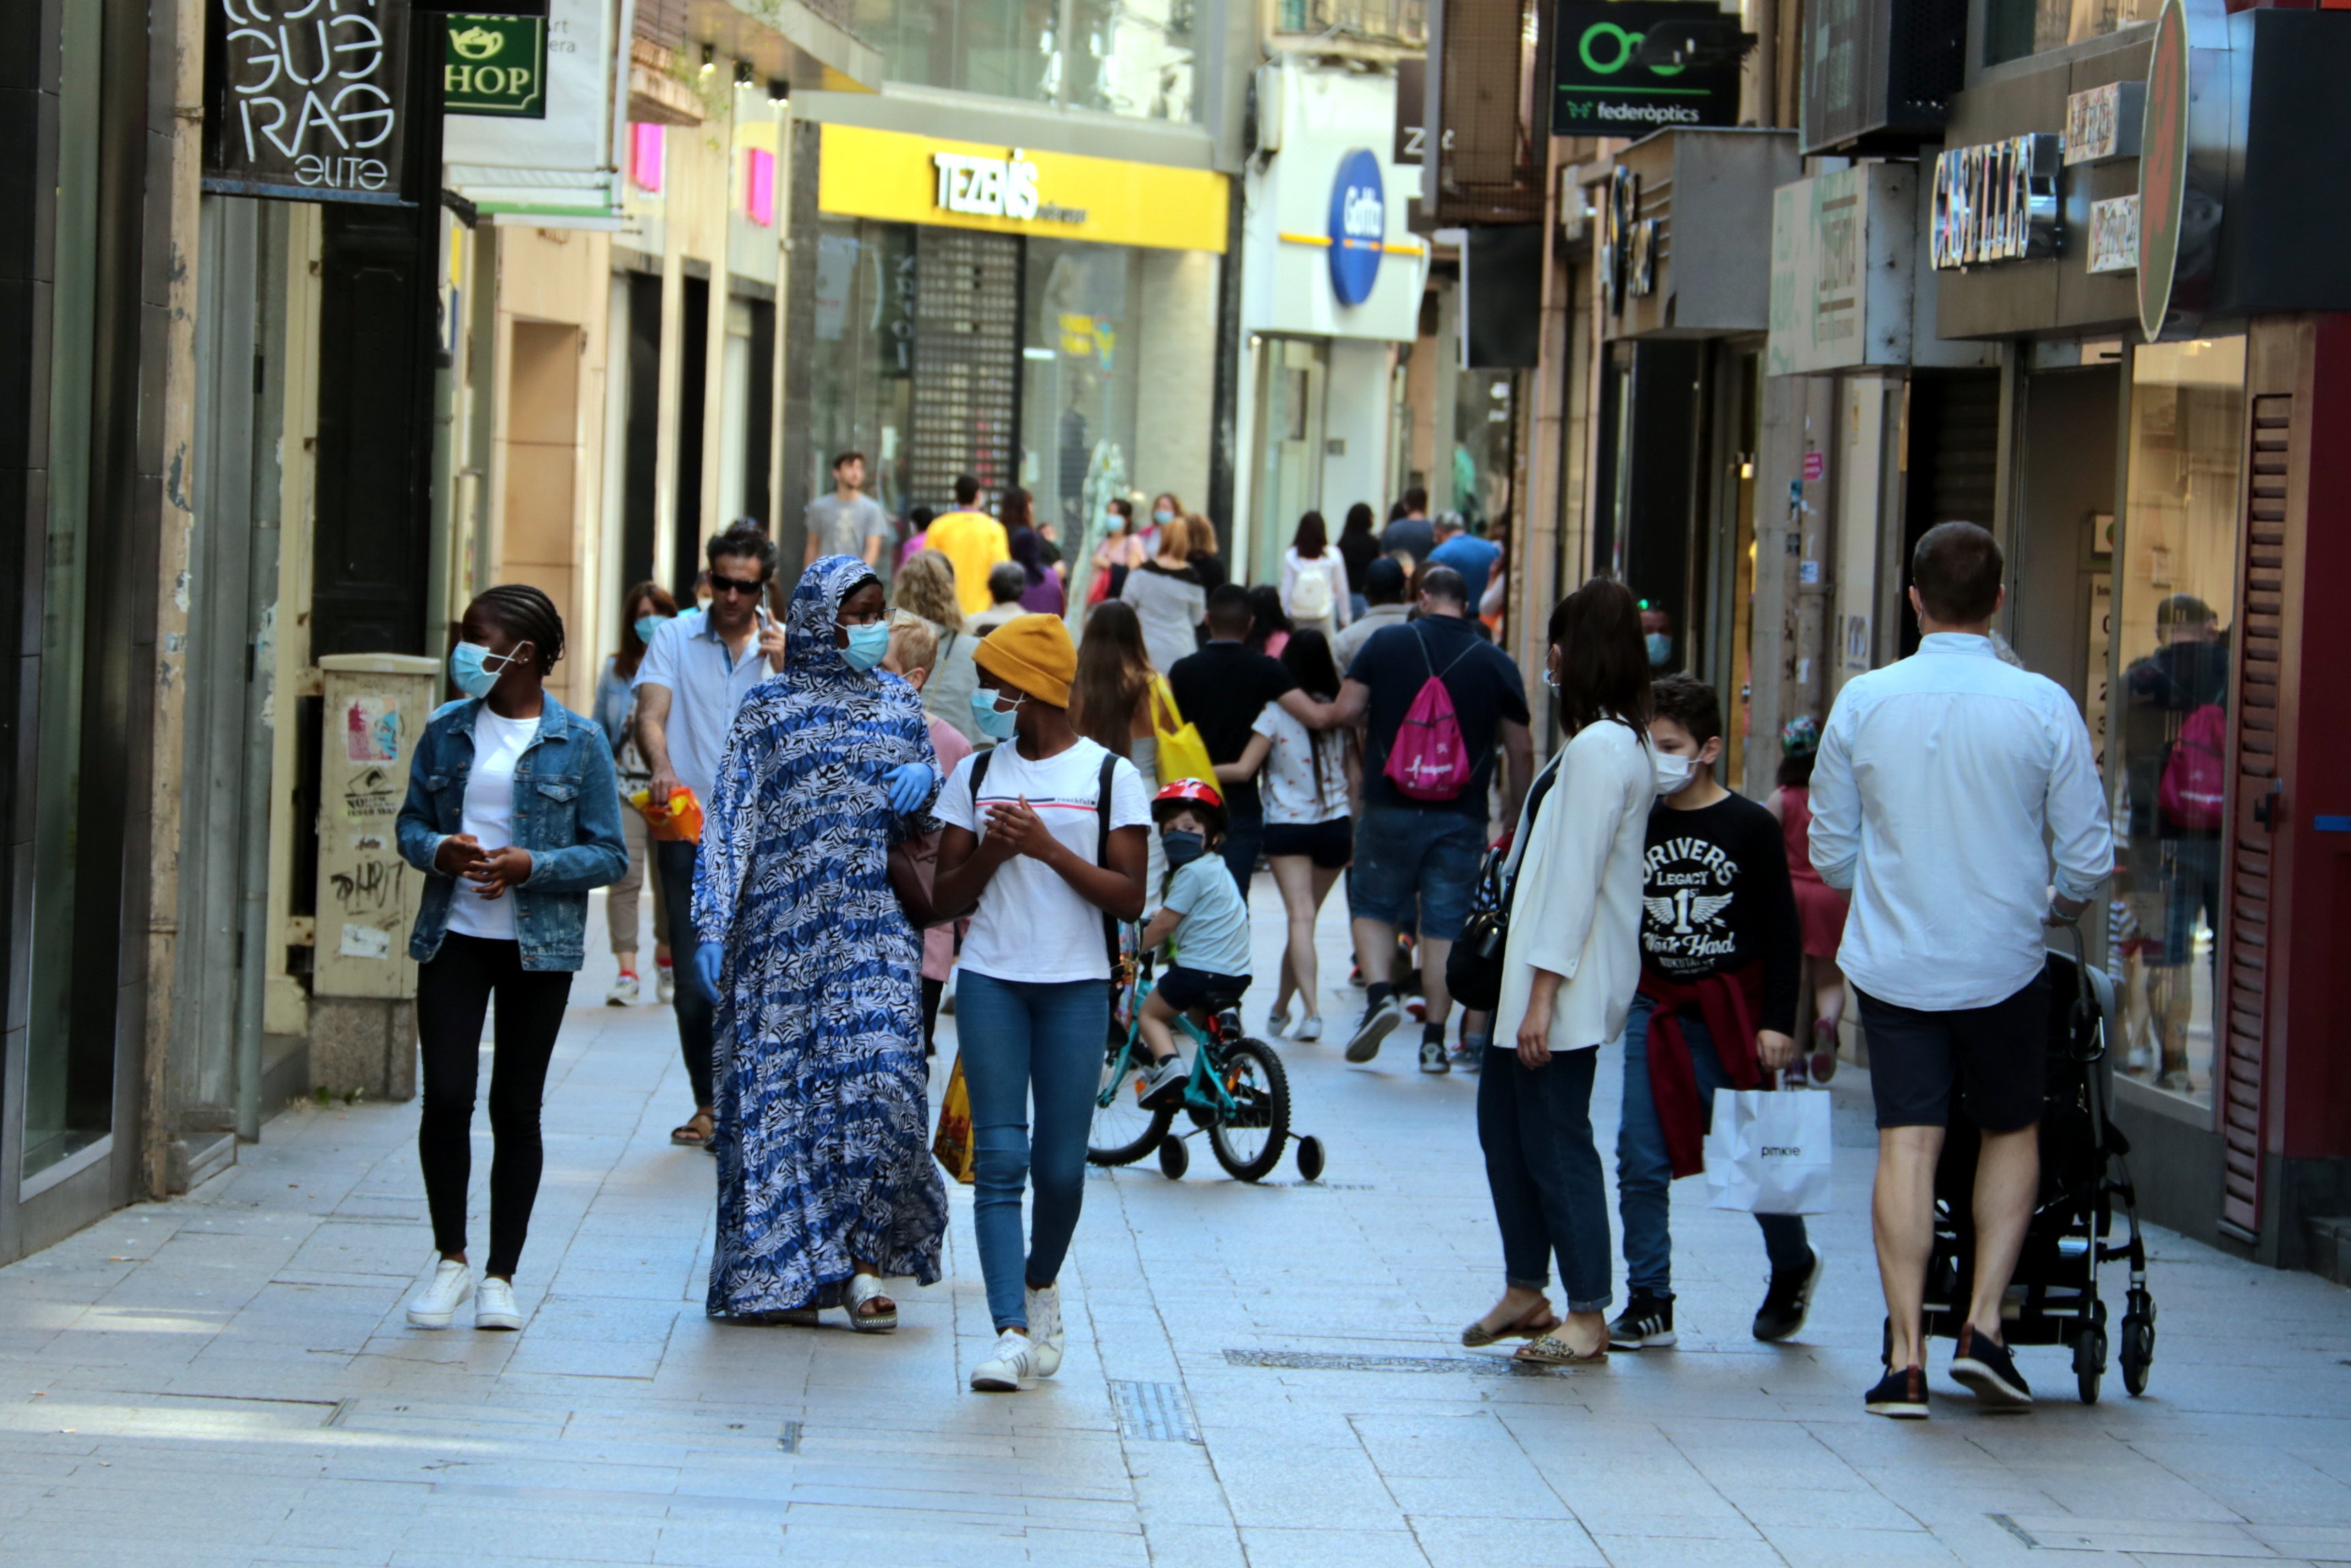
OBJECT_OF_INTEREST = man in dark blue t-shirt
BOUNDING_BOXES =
[1330,565,1532,1073]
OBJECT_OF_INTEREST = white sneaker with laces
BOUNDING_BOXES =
[606,972,640,1007]
[1294,1014,1324,1043]
[1024,1282,1065,1377]
[970,1327,1043,1392]
[406,1258,473,1328]
[655,965,676,1004]
[1262,1002,1290,1038]
[475,1276,523,1331]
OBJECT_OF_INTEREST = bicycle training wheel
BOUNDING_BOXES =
[1207,1039,1291,1182]
[1088,1026,1176,1167]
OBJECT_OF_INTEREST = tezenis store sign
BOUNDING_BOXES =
[1551,1,1740,138]
[203,0,412,203]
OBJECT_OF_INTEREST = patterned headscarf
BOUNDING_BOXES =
[785,553,883,682]
[1781,714,1820,756]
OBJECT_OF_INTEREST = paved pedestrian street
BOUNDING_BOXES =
[3,887,2348,1568]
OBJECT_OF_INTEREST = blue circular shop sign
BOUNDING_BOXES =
[1327,148,1385,308]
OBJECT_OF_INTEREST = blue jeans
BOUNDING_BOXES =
[655,840,715,1107]
[1478,1045,1612,1313]
[1617,993,1811,1298]
[954,973,1109,1332]
[1349,804,1486,941]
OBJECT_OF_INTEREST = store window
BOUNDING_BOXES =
[849,0,1195,121]
[2110,336,2243,1108]
[806,220,918,521]
[1983,0,2155,69]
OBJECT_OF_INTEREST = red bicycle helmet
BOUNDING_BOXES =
[1152,776,1227,831]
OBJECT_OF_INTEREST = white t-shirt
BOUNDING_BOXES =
[1251,700,1348,827]
[935,737,1151,984]
[445,707,540,942]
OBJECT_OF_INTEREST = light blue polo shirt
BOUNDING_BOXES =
[630,613,770,805]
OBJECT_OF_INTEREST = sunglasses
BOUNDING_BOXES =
[708,572,769,597]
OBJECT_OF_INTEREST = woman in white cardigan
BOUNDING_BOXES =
[1467,579,1657,1365]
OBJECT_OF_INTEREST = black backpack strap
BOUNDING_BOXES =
[970,746,992,797]
[1096,753,1120,968]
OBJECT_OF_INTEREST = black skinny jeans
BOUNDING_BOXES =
[417,932,575,1279]
[654,839,715,1107]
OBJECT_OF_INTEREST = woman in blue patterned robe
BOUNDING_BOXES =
[694,554,949,1325]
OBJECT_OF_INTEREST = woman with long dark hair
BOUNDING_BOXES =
[1073,598,1168,892]
[1212,629,1351,1042]
[397,586,629,1332]
[1281,511,1353,642]
[1001,488,1065,616]
[595,580,677,1004]
[1244,583,1291,660]
[1467,577,1655,1365]
[1337,502,1380,621]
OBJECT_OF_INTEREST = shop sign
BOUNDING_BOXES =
[934,149,1058,223]
[1327,149,1386,307]
[2064,80,2144,166]
[2137,0,2233,342]
[1929,133,2061,270]
[1766,162,1917,375]
[201,0,411,203]
[444,13,546,117]
[2089,195,2140,274]
[1550,1,1742,138]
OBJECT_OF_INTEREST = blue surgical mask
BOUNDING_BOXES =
[842,621,890,671]
[450,641,522,700]
[634,614,669,646]
[1645,633,1673,668]
[970,687,1022,741]
[1153,508,1174,526]
[1161,828,1206,872]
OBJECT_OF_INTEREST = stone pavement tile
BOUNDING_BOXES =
[1139,1521,1248,1568]
[1756,1525,1964,1565]
[2250,1526,2351,1561]
[2130,1439,2351,1528]
[1237,1526,1431,1567]
[1196,1428,1397,1530]
[650,1519,790,1566]
[1123,1440,1233,1527]
[1407,1515,1608,1568]
[1589,1533,1789,1567]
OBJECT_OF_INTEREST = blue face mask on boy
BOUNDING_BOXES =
[1160,828,1206,872]
[842,621,890,671]
[450,641,524,700]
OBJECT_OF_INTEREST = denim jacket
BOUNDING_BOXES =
[395,695,630,970]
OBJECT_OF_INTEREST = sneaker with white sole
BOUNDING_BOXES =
[1608,1290,1677,1349]
[655,965,675,1004]
[1345,995,1403,1062]
[1024,1282,1065,1378]
[1294,1014,1323,1043]
[406,1258,473,1328]
[1262,1003,1291,1038]
[606,972,640,1007]
[970,1328,1044,1392]
[1418,1035,1451,1074]
[1138,1055,1188,1109]
[475,1276,523,1331]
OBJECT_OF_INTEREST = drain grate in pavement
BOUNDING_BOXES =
[778,1419,803,1452]
[1110,1380,1201,1443]
[1224,1348,1549,1376]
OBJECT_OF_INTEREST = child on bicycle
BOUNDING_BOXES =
[1136,779,1254,1108]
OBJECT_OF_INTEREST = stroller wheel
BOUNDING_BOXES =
[2120,1310,2154,1397]
[2074,1326,2107,1405]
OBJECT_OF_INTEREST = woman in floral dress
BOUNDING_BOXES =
[693,554,949,1330]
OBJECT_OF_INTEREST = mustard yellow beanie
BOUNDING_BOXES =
[972,612,1078,707]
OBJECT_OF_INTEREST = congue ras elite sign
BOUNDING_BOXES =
[1327,149,1385,308]
[203,0,412,203]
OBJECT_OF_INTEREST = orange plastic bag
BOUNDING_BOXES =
[628,786,704,844]
[932,1055,975,1185]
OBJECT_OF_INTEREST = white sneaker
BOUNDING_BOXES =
[1024,1282,1065,1378]
[1294,1014,1324,1043]
[606,972,640,1007]
[970,1327,1043,1392]
[475,1276,523,1331]
[1263,1002,1290,1038]
[655,965,675,1004]
[406,1259,472,1328]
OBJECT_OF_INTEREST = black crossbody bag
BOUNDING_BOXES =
[1445,753,1565,1013]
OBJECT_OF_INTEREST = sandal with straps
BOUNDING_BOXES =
[1462,1299,1561,1348]
[846,1272,897,1333]
[1516,1330,1608,1367]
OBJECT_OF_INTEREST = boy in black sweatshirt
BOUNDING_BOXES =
[1609,675,1822,1350]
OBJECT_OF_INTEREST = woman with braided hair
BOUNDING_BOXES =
[395,584,628,1333]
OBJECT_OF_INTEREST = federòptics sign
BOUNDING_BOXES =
[1551,1,1741,138]
[1327,149,1386,308]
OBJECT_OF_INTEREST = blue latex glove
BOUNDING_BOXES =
[884,761,935,815]
[694,943,723,1004]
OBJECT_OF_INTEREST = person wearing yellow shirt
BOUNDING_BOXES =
[926,474,1009,618]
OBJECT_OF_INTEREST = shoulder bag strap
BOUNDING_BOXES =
[1096,754,1122,968]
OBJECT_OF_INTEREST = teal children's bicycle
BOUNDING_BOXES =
[1087,954,1325,1183]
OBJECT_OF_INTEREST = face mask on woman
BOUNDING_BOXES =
[970,687,1023,741]
[1160,828,1207,872]
[841,621,890,671]
[1645,632,1673,668]
[1153,507,1174,526]
[449,641,524,700]
[1653,750,1699,796]
[634,614,670,646]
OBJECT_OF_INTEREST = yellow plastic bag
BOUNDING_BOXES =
[627,785,704,843]
[1150,677,1216,791]
[932,1054,975,1185]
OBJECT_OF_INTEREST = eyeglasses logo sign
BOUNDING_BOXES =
[1327,147,1386,308]
[1550,1,1738,138]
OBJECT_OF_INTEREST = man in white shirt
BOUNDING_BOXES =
[1809,521,2111,1420]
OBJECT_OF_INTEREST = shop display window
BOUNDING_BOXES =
[1983,0,2156,68]
[850,0,1195,121]
[807,220,919,521]
[2108,336,2243,1108]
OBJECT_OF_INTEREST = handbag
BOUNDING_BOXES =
[1443,753,1565,1013]
[1149,676,1216,788]
[1703,1088,1834,1215]
[931,1055,975,1184]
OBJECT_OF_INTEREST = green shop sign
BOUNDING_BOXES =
[445,13,547,118]
[1551,1,1741,138]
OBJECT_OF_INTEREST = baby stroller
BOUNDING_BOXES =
[1902,926,2155,1403]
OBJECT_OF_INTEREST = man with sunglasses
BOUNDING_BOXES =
[634,523,783,1151]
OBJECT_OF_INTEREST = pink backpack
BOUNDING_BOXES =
[1382,630,1479,801]
[2158,703,2228,831]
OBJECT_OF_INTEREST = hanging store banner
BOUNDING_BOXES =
[1551,1,1742,138]
[444,12,547,117]
[1929,133,2062,270]
[442,0,624,225]
[201,0,413,204]
[2136,0,2233,342]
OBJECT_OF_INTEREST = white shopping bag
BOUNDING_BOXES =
[1703,1088,1834,1215]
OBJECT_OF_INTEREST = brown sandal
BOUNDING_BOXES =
[1462,1301,1561,1348]
[670,1109,715,1148]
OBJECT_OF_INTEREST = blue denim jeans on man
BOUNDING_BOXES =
[1349,804,1487,941]
[1617,992,1811,1298]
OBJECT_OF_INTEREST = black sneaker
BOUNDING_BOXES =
[1951,1324,2033,1410]
[1866,1364,1929,1418]
[1344,995,1403,1062]
[1752,1247,1824,1343]
[1138,1055,1188,1110]
[1418,1035,1451,1074]
[1607,1291,1676,1349]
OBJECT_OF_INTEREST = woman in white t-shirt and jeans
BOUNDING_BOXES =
[1213,629,1351,1042]
[928,614,1150,1392]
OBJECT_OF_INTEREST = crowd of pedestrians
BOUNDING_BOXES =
[392,465,2109,1421]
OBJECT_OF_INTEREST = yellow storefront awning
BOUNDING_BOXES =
[818,123,1229,254]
